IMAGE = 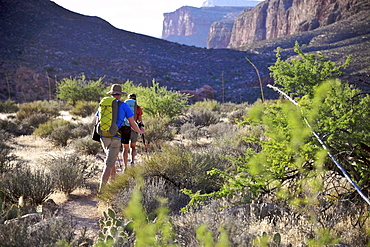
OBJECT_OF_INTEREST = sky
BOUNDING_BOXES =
[52,0,206,38]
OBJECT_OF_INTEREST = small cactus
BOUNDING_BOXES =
[97,208,131,245]
[6,204,20,220]
[273,233,281,246]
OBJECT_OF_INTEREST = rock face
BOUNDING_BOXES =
[162,6,248,47]
[228,0,367,47]
[207,19,235,48]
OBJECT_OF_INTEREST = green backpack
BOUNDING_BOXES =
[98,96,121,137]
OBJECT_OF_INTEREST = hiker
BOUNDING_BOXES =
[97,85,144,191]
[121,93,143,170]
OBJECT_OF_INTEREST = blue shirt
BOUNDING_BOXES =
[117,101,134,127]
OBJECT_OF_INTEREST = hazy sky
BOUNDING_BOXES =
[52,0,206,38]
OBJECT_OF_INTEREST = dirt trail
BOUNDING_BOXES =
[59,193,102,239]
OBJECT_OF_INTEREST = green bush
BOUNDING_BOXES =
[16,100,60,122]
[182,44,370,219]
[56,75,106,105]
[121,80,189,119]
[0,100,19,113]
[70,100,98,117]
[269,41,351,97]
[2,165,54,205]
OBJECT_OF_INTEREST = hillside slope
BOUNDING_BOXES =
[0,0,369,104]
[0,0,275,103]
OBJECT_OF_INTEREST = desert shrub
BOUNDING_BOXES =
[142,116,175,147]
[20,112,51,131]
[34,119,75,146]
[207,123,262,159]
[190,99,221,112]
[189,109,220,127]
[0,100,19,113]
[185,99,221,127]
[71,136,101,155]
[16,100,60,122]
[179,122,204,140]
[0,139,17,174]
[56,75,105,105]
[111,175,189,217]
[70,124,90,139]
[0,215,76,246]
[0,118,21,136]
[44,154,99,194]
[227,106,248,124]
[34,118,72,138]
[2,165,54,205]
[70,100,98,117]
[143,144,224,194]
[49,125,72,146]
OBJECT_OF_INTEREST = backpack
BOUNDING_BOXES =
[98,96,121,137]
[124,98,137,126]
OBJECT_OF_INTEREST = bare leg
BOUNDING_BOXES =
[123,143,130,170]
[99,166,112,191]
[130,142,137,164]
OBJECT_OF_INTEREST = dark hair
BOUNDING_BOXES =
[128,93,136,99]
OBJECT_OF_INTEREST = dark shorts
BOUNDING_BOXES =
[120,126,139,144]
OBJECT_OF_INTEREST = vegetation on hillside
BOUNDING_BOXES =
[0,43,369,246]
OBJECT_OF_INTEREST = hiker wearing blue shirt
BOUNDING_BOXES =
[121,93,143,170]
[98,84,145,192]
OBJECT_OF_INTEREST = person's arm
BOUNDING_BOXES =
[128,117,144,134]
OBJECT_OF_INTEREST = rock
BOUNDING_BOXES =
[4,213,42,225]
[181,85,216,103]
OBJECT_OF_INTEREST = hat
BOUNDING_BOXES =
[128,93,136,99]
[106,84,126,95]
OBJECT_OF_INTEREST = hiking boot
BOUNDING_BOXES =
[130,161,135,165]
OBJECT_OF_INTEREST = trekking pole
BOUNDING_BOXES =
[138,122,148,156]
[267,84,370,206]
[141,133,148,155]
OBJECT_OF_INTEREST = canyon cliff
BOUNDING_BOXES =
[228,0,369,47]
[162,6,247,47]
